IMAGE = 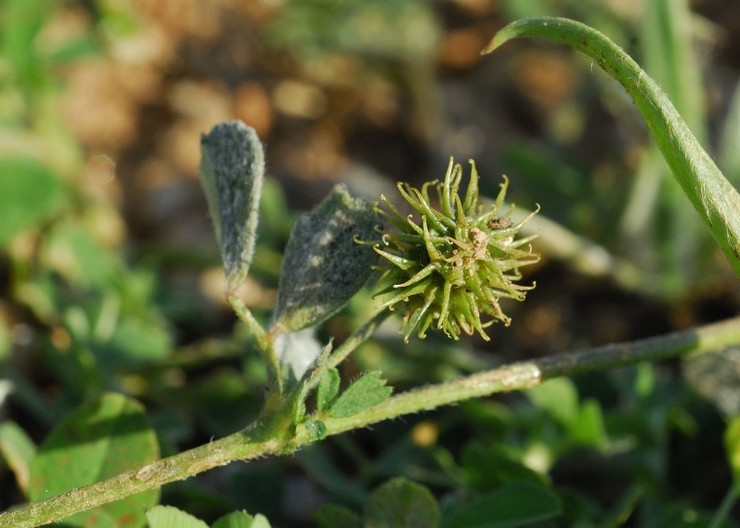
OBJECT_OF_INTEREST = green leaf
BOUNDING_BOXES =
[0,421,36,494]
[484,17,740,278]
[441,482,561,528]
[271,184,378,333]
[29,393,160,527]
[0,158,67,245]
[329,371,392,419]
[146,505,209,528]
[573,399,607,449]
[317,367,341,412]
[525,378,578,427]
[725,417,740,482]
[315,504,362,528]
[212,510,272,528]
[364,477,440,528]
[200,120,265,290]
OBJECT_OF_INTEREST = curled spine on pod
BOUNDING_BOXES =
[371,158,540,342]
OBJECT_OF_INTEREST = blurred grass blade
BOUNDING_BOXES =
[720,82,740,183]
[484,17,740,278]
[621,0,707,295]
[200,121,265,291]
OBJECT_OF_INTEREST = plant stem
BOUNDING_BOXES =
[228,294,282,397]
[3,316,740,528]
[483,17,740,277]
[322,316,740,435]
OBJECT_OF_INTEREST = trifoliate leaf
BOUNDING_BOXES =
[329,371,392,419]
[200,121,264,290]
[271,184,378,333]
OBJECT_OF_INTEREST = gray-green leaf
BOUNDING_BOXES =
[271,184,378,332]
[200,120,264,290]
[329,371,392,419]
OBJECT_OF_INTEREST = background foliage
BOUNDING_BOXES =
[1,0,740,526]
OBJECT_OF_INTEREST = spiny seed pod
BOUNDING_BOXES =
[372,158,539,342]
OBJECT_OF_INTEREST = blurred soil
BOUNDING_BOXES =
[55,0,740,355]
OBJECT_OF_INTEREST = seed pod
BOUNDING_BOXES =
[373,158,539,341]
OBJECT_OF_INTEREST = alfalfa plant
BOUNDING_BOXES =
[3,16,740,528]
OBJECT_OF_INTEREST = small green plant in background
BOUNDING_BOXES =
[3,15,740,528]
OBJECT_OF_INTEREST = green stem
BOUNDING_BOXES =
[4,316,738,528]
[0,420,284,528]
[483,17,740,277]
[227,294,282,398]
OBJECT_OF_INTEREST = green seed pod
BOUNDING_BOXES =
[373,158,539,342]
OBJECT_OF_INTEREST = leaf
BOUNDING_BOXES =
[317,367,341,412]
[0,158,67,245]
[525,378,578,427]
[364,477,440,528]
[146,505,209,528]
[0,421,36,494]
[329,371,392,419]
[29,393,160,527]
[315,504,362,528]
[271,184,378,333]
[725,416,740,482]
[200,120,265,290]
[212,510,273,528]
[441,482,561,528]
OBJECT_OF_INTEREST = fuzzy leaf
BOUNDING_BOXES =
[329,371,392,419]
[271,184,378,333]
[364,477,440,528]
[146,505,208,528]
[317,367,341,412]
[200,120,265,289]
[29,393,160,528]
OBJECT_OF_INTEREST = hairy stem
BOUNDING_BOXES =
[483,17,740,276]
[4,316,740,528]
